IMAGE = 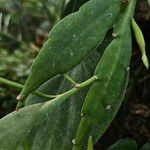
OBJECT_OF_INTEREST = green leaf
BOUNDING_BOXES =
[22,32,112,150]
[23,52,102,150]
[19,0,121,100]
[0,94,69,150]
[72,1,137,149]
[93,0,136,142]
[0,104,43,150]
[92,1,137,143]
[141,142,150,150]
[0,66,97,150]
[108,138,138,150]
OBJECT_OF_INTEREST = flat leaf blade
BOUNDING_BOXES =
[23,32,113,150]
[0,104,42,150]
[19,0,121,100]
[25,51,102,150]
[72,1,137,149]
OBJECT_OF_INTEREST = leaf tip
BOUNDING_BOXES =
[142,54,149,69]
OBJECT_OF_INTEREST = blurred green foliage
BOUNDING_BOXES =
[0,0,65,116]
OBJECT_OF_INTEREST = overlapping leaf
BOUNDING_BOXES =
[72,1,137,149]
[19,0,121,100]
[0,48,104,150]
[0,5,115,149]
[92,0,137,142]
[22,31,113,150]
[0,74,90,150]
[23,51,103,150]
[0,0,134,149]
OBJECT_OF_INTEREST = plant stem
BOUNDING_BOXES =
[41,75,98,113]
[59,75,97,97]
[64,74,77,85]
[16,76,97,111]
[0,77,56,99]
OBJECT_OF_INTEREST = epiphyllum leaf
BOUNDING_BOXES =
[18,0,121,102]
[73,0,137,149]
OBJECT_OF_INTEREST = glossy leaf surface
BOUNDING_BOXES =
[24,51,103,150]
[21,32,112,150]
[0,75,92,150]
[72,1,137,149]
[19,0,121,100]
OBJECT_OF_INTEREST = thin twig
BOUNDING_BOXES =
[64,74,77,85]
[0,77,56,100]
[17,76,98,110]
[41,75,98,113]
